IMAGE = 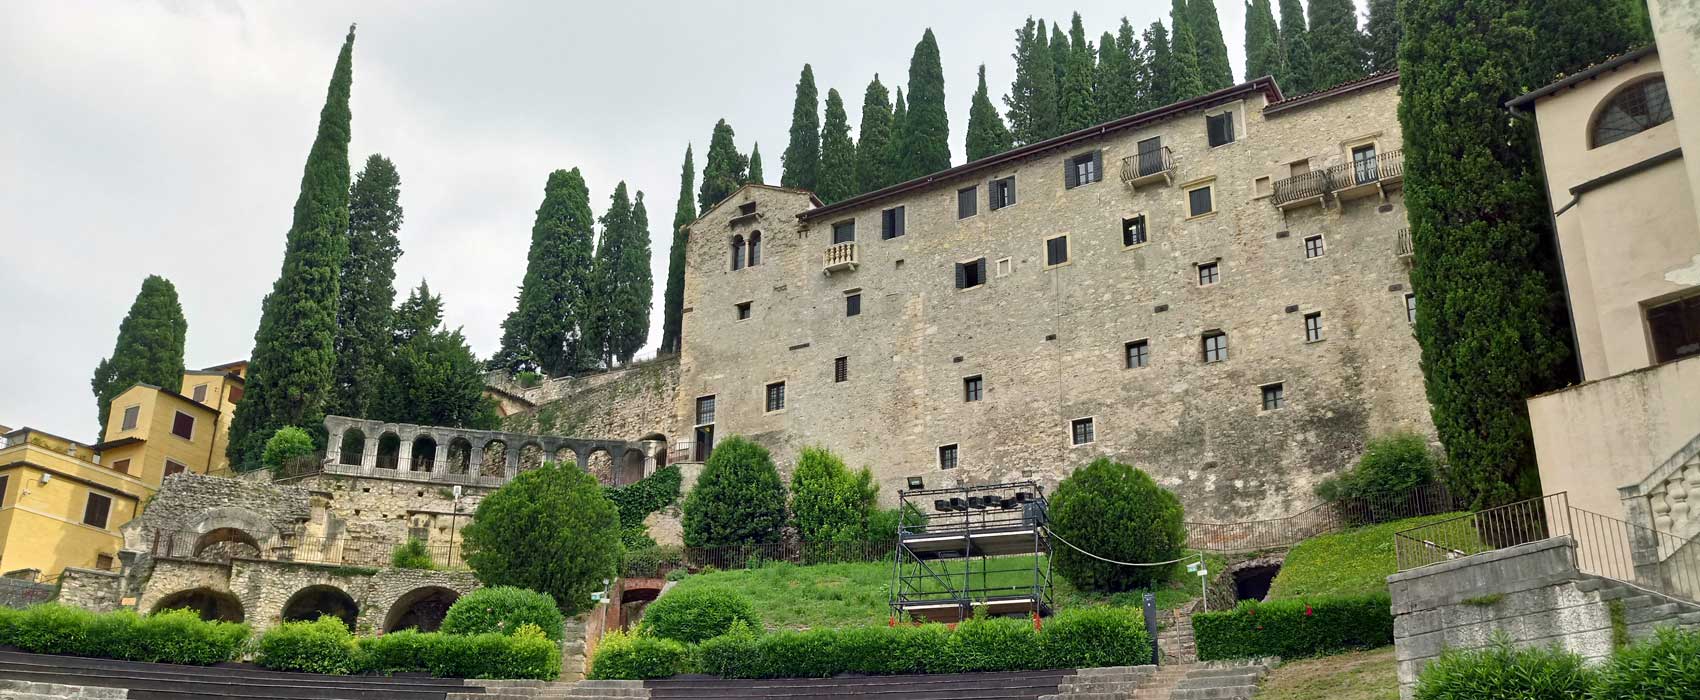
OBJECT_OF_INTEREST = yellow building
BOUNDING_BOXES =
[0,362,245,579]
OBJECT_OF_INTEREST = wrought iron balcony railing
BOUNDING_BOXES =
[1119,146,1174,188]
[1271,149,1404,209]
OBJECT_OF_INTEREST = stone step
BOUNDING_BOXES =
[1171,687,1259,700]
[0,679,128,699]
[1627,602,1686,625]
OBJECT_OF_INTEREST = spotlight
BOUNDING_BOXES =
[968,496,988,509]
[1014,491,1034,503]
[999,497,1018,509]
[949,497,968,511]
[907,476,926,490]
[934,499,952,513]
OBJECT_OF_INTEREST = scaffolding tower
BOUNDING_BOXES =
[890,481,1054,623]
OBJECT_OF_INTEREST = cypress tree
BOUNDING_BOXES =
[1169,1,1206,101]
[747,143,765,185]
[817,88,857,204]
[1277,0,1316,94]
[1363,0,1401,71]
[227,26,355,469]
[698,119,748,214]
[496,168,598,376]
[1528,0,1644,84]
[586,183,633,367]
[91,275,187,433]
[659,145,694,356]
[588,183,651,366]
[1144,22,1179,106]
[966,65,1014,162]
[1005,17,1060,146]
[1096,21,1148,122]
[623,192,653,362]
[1245,0,1284,81]
[1306,0,1367,89]
[901,29,951,179]
[1050,21,1070,114]
[393,279,442,343]
[330,153,402,420]
[780,64,820,192]
[1188,0,1236,89]
[1058,13,1098,133]
[853,75,896,194]
[886,88,908,180]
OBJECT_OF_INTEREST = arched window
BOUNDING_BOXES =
[730,235,746,271]
[747,231,762,267]
[1592,77,1673,148]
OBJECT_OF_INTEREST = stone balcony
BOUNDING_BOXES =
[823,241,858,275]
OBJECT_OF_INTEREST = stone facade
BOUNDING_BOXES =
[55,568,121,613]
[323,415,657,488]
[500,356,684,465]
[676,76,1432,520]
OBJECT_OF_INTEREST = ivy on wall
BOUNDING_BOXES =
[605,465,683,547]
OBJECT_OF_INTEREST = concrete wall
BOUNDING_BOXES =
[1650,0,1700,222]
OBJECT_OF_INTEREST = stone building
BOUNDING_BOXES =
[675,74,1431,520]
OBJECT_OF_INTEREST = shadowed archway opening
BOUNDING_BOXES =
[519,442,544,471]
[338,429,366,466]
[586,449,615,486]
[282,585,359,629]
[412,435,438,471]
[153,588,244,622]
[617,449,645,486]
[446,437,473,474]
[553,447,577,468]
[376,433,401,470]
[192,527,261,561]
[383,586,460,633]
[481,440,508,477]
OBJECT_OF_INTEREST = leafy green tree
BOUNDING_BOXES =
[330,153,402,420]
[746,143,764,185]
[390,538,435,570]
[91,275,187,433]
[1188,0,1235,89]
[1058,13,1098,133]
[441,586,567,640]
[642,589,761,644]
[1005,17,1060,145]
[789,446,878,544]
[461,463,622,616]
[817,88,856,204]
[1095,20,1147,122]
[681,436,786,547]
[853,75,896,194]
[1245,0,1284,81]
[966,65,1013,162]
[392,279,443,342]
[1363,0,1401,71]
[886,88,908,180]
[1050,458,1186,592]
[228,26,355,469]
[901,29,951,179]
[374,283,491,428]
[1143,21,1179,105]
[1314,432,1440,506]
[495,169,597,376]
[780,64,820,192]
[1305,0,1366,89]
[659,145,694,356]
[1277,0,1315,93]
[698,119,748,215]
[1168,2,1206,100]
[261,426,316,475]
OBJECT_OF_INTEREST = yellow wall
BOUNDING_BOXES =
[0,440,143,577]
[100,378,234,482]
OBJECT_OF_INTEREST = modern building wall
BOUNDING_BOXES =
[0,432,144,577]
[1649,0,1700,221]
[677,77,1432,521]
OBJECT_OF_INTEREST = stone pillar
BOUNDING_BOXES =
[505,449,520,480]
[326,430,343,466]
[469,446,485,477]
[575,448,589,471]
[362,436,379,472]
[398,437,414,472]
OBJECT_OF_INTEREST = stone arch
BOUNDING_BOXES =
[282,584,359,629]
[376,432,401,470]
[445,437,473,474]
[747,230,762,266]
[192,527,261,561]
[587,448,615,486]
[411,434,438,472]
[518,442,545,471]
[481,439,508,477]
[382,586,460,633]
[617,448,645,486]
[338,429,366,466]
[178,506,281,555]
[553,446,577,468]
[152,588,244,622]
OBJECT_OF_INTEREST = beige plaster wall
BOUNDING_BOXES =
[1650,0,1700,220]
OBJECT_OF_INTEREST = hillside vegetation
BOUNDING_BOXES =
[1266,513,1463,600]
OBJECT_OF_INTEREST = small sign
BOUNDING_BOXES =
[451,485,462,499]
[1197,568,1209,577]
[1186,561,1201,573]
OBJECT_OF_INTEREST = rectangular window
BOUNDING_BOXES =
[1352,144,1380,185]
[1254,176,1273,198]
[1207,111,1236,147]
[996,257,1013,277]
[228,385,243,403]
[1198,262,1220,286]
[738,202,757,216]
[95,554,115,571]
[1648,294,1700,363]
[1122,215,1147,247]
[1071,417,1095,446]
[832,220,856,244]
[1261,383,1286,411]
[1188,185,1215,218]
[834,356,849,383]
[1304,235,1325,259]
[171,411,194,440]
[83,493,112,529]
[1203,331,1229,363]
[192,384,208,403]
[990,176,1016,210]
[1305,312,1324,342]
[958,186,978,219]
[164,460,186,477]
[1125,340,1150,369]
[111,458,131,475]
[736,301,752,320]
[955,258,987,289]
[1065,150,1102,188]
[696,395,717,426]
[121,406,139,431]
[938,444,958,470]
[845,293,861,317]
[694,395,716,461]
[963,375,983,402]
[765,381,786,412]
[882,206,906,239]
[0,475,9,507]
[1045,235,1069,267]
[1405,293,1417,324]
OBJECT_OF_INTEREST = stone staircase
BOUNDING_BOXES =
[449,679,642,700]
[1157,613,1197,665]
[1166,661,1275,700]
[1579,577,1700,638]
[1040,666,1155,700]
[0,679,127,699]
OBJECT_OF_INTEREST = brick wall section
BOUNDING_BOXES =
[0,578,56,609]
[678,79,1432,520]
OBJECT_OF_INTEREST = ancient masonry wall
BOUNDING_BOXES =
[501,355,684,467]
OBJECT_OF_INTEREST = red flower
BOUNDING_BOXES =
[1304,604,1313,617]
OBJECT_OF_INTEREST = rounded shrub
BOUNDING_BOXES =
[262,426,317,474]
[440,586,566,641]
[937,615,1039,673]
[1049,458,1186,592]
[696,619,760,678]
[390,538,436,570]
[256,616,359,674]
[641,588,761,644]
[1413,640,1593,700]
[586,630,693,680]
[131,608,249,665]
[1040,607,1154,669]
[460,462,623,616]
[789,446,878,545]
[751,628,842,678]
[682,436,787,547]
[1593,627,1700,699]
[1315,432,1439,505]
[1193,593,1393,661]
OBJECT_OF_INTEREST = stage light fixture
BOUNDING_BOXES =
[949,497,968,511]
[934,499,952,513]
[907,476,926,489]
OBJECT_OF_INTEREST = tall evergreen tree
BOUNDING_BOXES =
[1363,0,1401,71]
[966,65,1014,162]
[1527,0,1645,84]
[1058,13,1098,132]
[495,168,598,376]
[698,119,748,214]
[1005,17,1060,146]
[91,275,187,433]
[1306,0,1367,89]
[1188,0,1236,89]
[853,75,896,194]
[1245,0,1284,81]
[817,88,857,204]
[1277,0,1316,94]
[392,279,442,343]
[1144,22,1179,105]
[227,26,355,469]
[587,183,652,366]
[659,145,694,356]
[586,183,630,367]
[1096,21,1147,121]
[330,153,402,420]
[1050,21,1070,111]
[373,283,491,429]
[747,143,765,185]
[780,64,820,192]
[902,29,952,179]
[1168,3,1206,101]
[1400,0,1639,507]
[886,88,909,180]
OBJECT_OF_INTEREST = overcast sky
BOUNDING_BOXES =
[1,1,1365,442]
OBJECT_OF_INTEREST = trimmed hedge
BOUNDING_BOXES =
[641,588,761,644]
[587,631,693,680]
[440,586,566,641]
[0,605,247,665]
[1193,593,1393,661]
[255,617,560,680]
[255,617,361,674]
[1413,640,1594,700]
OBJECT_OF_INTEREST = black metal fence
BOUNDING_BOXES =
[147,528,465,569]
[1187,482,1457,553]
[679,539,894,571]
[1271,149,1403,206]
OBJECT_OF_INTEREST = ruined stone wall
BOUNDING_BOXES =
[123,472,312,549]
[502,356,683,461]
[55,568,121,613]
[295,472,488,555]
[678,80,1432,521]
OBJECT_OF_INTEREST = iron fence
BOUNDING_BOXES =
[146,528,465,569]
[1120,146,1174,183]
[1187,482,1457,553]
[681,539,894,571]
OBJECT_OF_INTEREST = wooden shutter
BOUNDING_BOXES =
[955,262,966,289]
[976,258,987,283]
[1064,157,1078,189]
[1092,150,1104,183]
[895,207,905,236]
[1006,178,1016,206]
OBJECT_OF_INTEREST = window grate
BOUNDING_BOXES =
[765,382,786,412]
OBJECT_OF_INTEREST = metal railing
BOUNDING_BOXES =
[1187,482,1457,553]
[147,528,465,569]
[1396,228,1414,258]
[1271,149,1403,207]
[1120,146,1174,184]
[680,539,894,571]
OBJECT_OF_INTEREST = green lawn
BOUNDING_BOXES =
[1266,513,1465,600]
[1257,646,1399,700]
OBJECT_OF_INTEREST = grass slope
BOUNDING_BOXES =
[1266,513,1464,600]
[1257,646,1398,700]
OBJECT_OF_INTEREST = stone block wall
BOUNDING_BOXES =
[0,577,55,609]
[122,472,312,549]
[55,568,121,613]
[501,356,683,462]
